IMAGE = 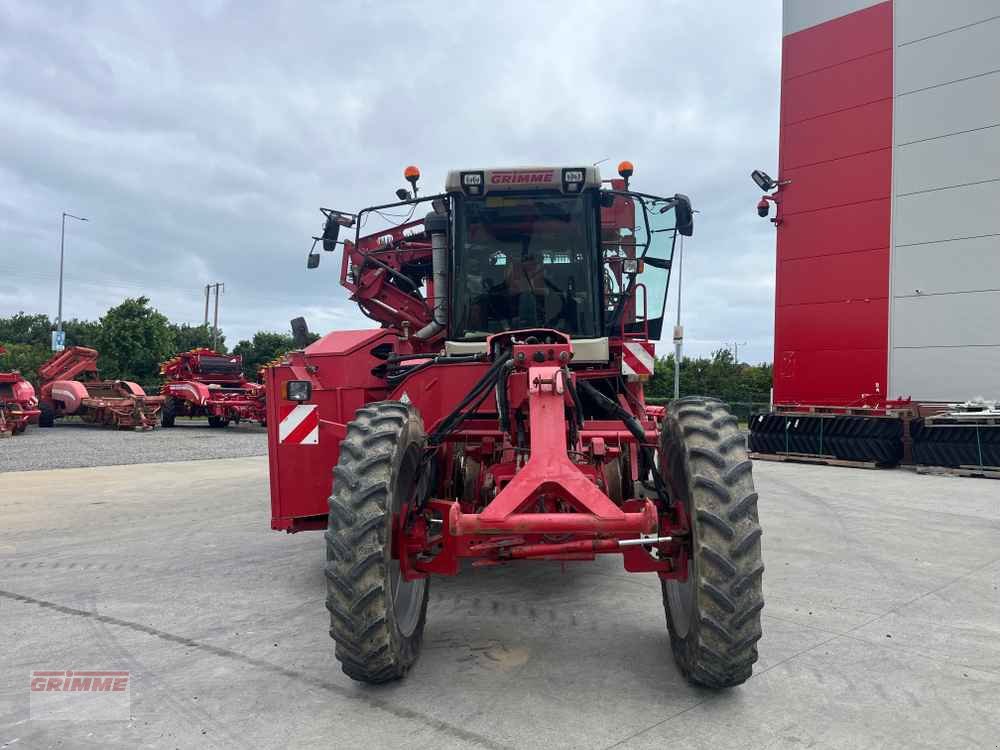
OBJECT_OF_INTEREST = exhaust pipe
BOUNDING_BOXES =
[415,212,449,340]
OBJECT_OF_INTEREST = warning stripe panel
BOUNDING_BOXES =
[622,342,655,376]
[278,404,319,445]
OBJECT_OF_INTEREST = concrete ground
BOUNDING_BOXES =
[1,458,998,749]
[1,420,266,472]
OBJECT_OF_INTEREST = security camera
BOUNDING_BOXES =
[757,198,770,218]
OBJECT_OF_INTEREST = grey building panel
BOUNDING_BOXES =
[892,235,1000,296]
[782,0,882,35]
[895,16,1000,94]
[894,127,1000,195]
[894,181,1000,246]
[892,292,1000,348]
[895,73,1000,144]
[891,346,1000,400]
[895,0,1000,45]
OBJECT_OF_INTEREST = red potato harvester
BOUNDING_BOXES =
[37,346,162,430]
[159,349,265,428]
[0,345,40,436]
[265,163,765,688]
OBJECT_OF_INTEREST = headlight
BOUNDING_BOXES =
[283,380,312,401]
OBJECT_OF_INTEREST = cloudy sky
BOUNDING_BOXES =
[0,0,781,363]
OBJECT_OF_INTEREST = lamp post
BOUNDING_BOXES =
[56,212,88,350]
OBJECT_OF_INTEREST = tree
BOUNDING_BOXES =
[0,342,52,384]
[170,323,224,353]
[96,297,176,383]
[0,312,51,347]
[232,331,297,378]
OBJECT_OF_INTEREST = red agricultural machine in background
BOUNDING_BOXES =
[159,349,265,428]
[266,164,765,688]
[0,345,40,436]
[37,346,162,429]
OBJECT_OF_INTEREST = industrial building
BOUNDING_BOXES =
[770,1,1000,406]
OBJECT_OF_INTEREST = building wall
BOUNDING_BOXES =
[774,1,893,405]
[889,2,1000,401]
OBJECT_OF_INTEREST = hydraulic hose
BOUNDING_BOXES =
[576,379,671,506]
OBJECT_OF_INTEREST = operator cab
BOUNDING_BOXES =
[445,165,692,344]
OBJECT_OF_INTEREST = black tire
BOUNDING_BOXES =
[39,401,55,428]
[14,419,27,434]
[161,396,176,427]
[660,396,764,688]
[324,401,430,683]
[207,415,230,428]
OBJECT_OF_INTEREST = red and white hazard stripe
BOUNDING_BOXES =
[621,341,655,377]
[278,404,319,445]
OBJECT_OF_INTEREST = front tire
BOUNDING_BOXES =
[324,401,430,683]
[660,396,764,688]
[39,401,55,428]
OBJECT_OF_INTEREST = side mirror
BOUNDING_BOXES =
[321,216,341,252]
[307,251,320,269]
[751,169,778,192]
[673,193,694,237]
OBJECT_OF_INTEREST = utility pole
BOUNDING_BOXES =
[730,340,748,364]
[55,212,88,350]
[672,235,684,400]
[207,282,224,349]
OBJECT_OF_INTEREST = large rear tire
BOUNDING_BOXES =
[324,401,429,683]
[660,396,764,688]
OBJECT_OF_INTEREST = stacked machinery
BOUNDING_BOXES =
[37,346,162,429]
[0,345,40,436]
[159,348,265,428]
[265,164,766,688]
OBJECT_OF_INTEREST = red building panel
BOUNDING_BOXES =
[782,2,892,79]
[774,348,888,404]
[780,149,892,215]
[781,98,892,169]
[777,248,889,306]
[773,1,893,405]
[777,298,888,352]
[777,198,890,260]
[781,50,892,125]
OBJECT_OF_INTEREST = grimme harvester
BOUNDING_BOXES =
[159,349,266,428]
[266,164,765,687]
[37,346,162,429]
[0,346,40,436]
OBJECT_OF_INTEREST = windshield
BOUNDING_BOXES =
[451,193,602,340]
[601,192,678,340]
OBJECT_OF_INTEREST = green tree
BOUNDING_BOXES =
[0,312,51,346]
[232,331,297,378]
[0,342,51,384]
[231,330,320,378]
[170,323,225,353]
[96,297,176,383]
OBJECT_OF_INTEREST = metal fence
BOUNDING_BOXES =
[645,397,770,424]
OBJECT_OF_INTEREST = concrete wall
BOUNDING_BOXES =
[889,2,1000,400]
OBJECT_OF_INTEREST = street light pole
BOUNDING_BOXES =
[56,212,88,346]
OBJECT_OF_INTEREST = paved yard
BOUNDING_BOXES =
[1,458,998,749]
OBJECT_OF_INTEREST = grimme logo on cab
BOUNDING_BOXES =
[29,670,131,720]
